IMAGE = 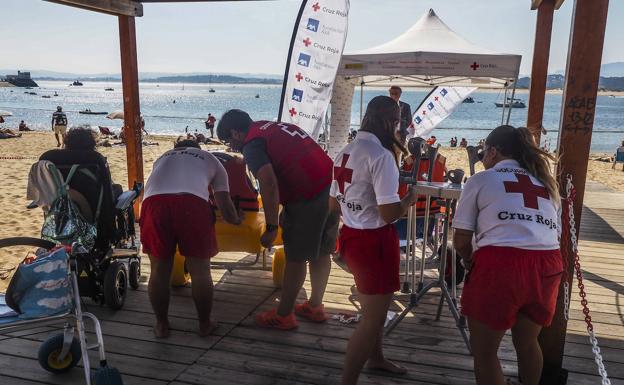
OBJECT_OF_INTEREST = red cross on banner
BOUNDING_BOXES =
[312,2,320,11]
[303,37,312,47]
[470,62,480,71]
[334,154,353,194]
[295,73,303,82]
[289,107,297,117]
[503,173,550,209]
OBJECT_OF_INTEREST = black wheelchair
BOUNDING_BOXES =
[30,149,142,309]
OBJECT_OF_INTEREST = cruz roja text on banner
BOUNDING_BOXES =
[411,86,477,139]
[278,0,350,140]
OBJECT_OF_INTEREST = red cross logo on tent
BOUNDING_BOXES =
[434,96,439,101]
[289,107,297,117]
[470,62,480,71]
[312,2,320,11]
[334,154,353,194]
[422,110,426,115]
[295,73,303,82]
[503,173,550,209]
[303,37,312,47]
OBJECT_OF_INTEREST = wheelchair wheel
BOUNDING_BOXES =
[92,366,123,385]
[271,247,286,288]
[129,260,140,290]
[38,334,81,374]
[0,237,55,250]
[104,261,127,310]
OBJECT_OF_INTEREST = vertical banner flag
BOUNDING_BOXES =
[411,86,477,139]
[278,0,350,140]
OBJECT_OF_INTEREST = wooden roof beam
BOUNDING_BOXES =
[140,0,273,2]
[531,0,565,10]
[44,0,143,16]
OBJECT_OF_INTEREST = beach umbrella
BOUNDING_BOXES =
[106,110,124,120]
[0,110,13,117]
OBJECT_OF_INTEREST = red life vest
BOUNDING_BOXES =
[209,152,260,211]
[243,121,332,204]
[398,154,446,216]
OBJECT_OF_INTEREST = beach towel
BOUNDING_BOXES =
[4,248,71,319]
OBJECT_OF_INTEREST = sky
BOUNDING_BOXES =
[1,0,623,77]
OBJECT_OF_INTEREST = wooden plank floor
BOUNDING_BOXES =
[1,183,623,385]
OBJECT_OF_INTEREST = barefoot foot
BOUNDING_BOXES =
[199,321,218,337]
[366,358,408,375]
[154,321,170,338]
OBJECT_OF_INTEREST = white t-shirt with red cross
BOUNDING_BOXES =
[330,131,401,229]
[452,159,560,250]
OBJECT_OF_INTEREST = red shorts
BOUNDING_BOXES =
[461,246,563,330]
[140,194,217,260]
[339,224,400,295]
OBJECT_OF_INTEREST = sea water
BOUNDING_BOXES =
[1,80,622,152]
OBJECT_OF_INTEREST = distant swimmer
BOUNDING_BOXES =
[173,100,176,104]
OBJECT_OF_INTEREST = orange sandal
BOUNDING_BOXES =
[294,301,328,322]
[255,308,298,330]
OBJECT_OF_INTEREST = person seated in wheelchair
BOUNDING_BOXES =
[27,126,143,309]
[140,139,243,338]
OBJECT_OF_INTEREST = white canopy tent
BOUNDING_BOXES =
[326,8,522,157]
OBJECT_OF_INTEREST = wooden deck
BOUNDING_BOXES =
[1,183,623,385]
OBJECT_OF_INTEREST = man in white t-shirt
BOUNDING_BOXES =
[141,139,242,338]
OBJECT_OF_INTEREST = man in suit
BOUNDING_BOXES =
[389,86,412,143]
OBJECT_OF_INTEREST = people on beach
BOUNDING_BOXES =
[389,86,412,142]
[51,106,68,147]
[205,113,217,138]
[0,128,22,139]
[426,135,437,146]
[450,136,458,147]
[331,96,418,385]
[453,125,562,385]
[460,137,468,147]
[217,109,339,330]
[19,120,32,131]
[140,139,243,338]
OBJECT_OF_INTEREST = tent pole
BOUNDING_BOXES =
[506,80,518,125]
[359,79,364,127]
[501,84,509,126]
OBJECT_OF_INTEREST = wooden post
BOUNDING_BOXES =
[526,0,555,142]
[119,15,144,217]
[538,1,609,384]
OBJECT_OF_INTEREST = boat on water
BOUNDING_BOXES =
[79,110,107,115]
[28,92,37,95]
[42,95,51,99]
[71,80,84,86]
[54,92,58,96]
[463,97,474,103]
[255,94,260,98]
[209,88,216,93]
[104,88,114,91]
[495,97,526,108]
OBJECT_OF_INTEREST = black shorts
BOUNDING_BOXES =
[281,186,338,262]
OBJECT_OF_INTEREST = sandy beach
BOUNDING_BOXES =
[1,132,623,291]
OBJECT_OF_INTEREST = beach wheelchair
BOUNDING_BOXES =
[28,149,142,309]
[171,152,286,287]
[0,238,122,385]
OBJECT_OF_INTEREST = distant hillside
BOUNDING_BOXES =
[554,61,624,77]
[141,74,281,84]
[517,74,624,91]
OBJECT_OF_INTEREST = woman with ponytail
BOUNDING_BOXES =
[452,125,562,385]
[329,96,417,384]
